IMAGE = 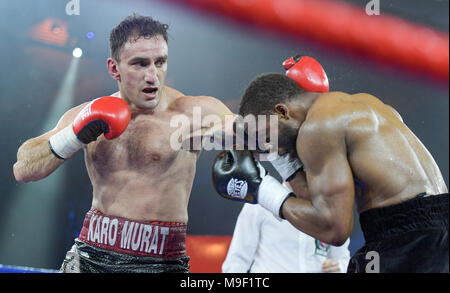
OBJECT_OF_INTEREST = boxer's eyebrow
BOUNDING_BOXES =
[155,55,168,63]
[129,55,168,64]
[129,57,150,63]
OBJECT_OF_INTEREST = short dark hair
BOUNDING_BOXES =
[109,13,169,62]
[239,73,305,117]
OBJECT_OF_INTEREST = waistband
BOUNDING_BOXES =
[78,209,187,258]
[359,193,449,243]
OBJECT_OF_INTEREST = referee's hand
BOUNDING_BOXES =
[321,259,341,273]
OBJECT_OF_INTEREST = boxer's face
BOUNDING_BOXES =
[258,118,298,156]
[109,35,168,110]
[278,121,299,155]
[274,101,306,155]
[244,115,297,156]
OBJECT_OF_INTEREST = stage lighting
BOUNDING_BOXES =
[72,47,82,58]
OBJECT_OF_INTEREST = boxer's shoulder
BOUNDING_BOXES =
[308,91,383,122]
[351,93,404,122]
[163,86,185,100]
[306,92,351,123]
[300,92,357,141]
[169,94,232,116]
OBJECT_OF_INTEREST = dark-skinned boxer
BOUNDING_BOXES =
[212,55,449,273]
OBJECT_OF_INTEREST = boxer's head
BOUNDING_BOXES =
[107,13,169,111]
[239,73,318,155]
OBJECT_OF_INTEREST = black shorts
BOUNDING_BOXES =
[60,240,190,273]
[347,193,449,273]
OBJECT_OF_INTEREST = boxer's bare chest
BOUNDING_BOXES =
[86,111,194,175]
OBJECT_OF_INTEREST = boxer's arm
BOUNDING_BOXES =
[284,170,311,198]
[199,96,236,148]
[13,103,87,182]
[280,122,355,246]
[179,96,237,150]
[327,238,351,273]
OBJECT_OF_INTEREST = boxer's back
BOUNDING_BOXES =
[305,92,447,213]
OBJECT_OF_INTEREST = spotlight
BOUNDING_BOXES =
[72,47,83,58]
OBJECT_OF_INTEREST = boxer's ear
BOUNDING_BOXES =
[107,58,121,82]
[274,104,289,119]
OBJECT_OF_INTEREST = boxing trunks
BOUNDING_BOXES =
[60,209,190,273]
[347,193,449,273]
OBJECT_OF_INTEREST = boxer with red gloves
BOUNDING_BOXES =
[13,14,234,273]
[213,55,448,273]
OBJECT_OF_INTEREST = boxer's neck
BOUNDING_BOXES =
[282,92,320,127]
[298,92,321,111]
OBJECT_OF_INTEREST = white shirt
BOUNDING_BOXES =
[222,203,350,273]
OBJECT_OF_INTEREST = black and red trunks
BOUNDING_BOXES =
[60,209,190,273]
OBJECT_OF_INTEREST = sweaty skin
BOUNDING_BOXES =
[13,87,232,223]
[13,36,233,224]
[85,89,231,223]
[280,92,447,245]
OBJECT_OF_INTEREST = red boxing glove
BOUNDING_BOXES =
[49,96,130,159]
[73,96,131,142]
[283,55,329,93]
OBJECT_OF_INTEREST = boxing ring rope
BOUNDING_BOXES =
[165,0,449,80]
[0,264,58,273]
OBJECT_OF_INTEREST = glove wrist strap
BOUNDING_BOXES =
[49,125,85,159]
[258,175,293,221]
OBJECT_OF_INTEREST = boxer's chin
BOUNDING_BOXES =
[145,99,160,109]
[278,124,298,155]
[138,92,161,108]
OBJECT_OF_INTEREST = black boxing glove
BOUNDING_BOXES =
[212,150,294,220]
